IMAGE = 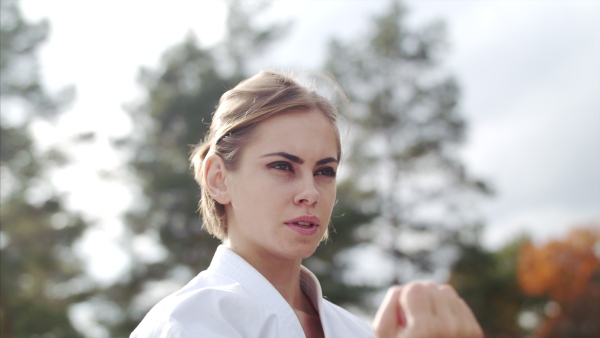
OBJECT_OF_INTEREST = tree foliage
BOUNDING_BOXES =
[449,223,600,338]
[449,237,537,337]
[324,0,491,291]
[0,0,90,336]
[518,224,600,338]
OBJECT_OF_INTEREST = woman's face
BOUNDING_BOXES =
[224,109,339,262]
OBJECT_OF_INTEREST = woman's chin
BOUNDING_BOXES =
[280,241,320,260]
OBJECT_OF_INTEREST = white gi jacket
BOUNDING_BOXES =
[131,245,374,338]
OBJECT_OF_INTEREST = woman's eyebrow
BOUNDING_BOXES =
[262,152,339,166]
[316,157,338,166]
[262,152,304,164]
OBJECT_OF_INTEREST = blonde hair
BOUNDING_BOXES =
[190,70,343,241]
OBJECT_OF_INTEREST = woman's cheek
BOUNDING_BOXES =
[321,187,336,205]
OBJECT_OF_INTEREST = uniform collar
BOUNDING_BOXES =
[208,245,325,336]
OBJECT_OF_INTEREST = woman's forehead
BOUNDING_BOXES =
[247,109,340,160]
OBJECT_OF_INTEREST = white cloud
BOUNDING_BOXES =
[442,0,600,247]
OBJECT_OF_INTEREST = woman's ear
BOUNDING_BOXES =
[204,154,231,204]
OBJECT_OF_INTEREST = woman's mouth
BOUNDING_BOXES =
[285,216,320,235]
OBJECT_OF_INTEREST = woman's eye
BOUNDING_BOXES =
[268,161,294,172]
[315,167,336,178]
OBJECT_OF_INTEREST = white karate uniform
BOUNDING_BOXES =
[131,245,374,338]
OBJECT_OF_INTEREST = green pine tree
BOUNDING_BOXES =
[0,0,92,336]
[323,0,492,312]
[448,237,546,338]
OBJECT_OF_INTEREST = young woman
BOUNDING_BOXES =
[131,71,483,338]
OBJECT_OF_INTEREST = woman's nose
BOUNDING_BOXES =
[294,175,319,206]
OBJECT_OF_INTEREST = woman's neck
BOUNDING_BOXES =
[225,241,312,313]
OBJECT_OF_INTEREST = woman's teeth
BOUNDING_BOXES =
[295,222,313,227]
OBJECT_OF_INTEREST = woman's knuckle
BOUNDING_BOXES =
[439,283,457,293]
[406,281,430,295]
[439,317,459,336]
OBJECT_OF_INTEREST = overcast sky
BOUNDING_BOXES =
[19,0,600,283]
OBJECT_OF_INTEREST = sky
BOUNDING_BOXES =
[18,0,600,285]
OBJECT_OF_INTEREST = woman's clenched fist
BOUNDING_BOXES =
[372,282,484,338]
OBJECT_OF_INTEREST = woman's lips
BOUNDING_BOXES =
[285,215,320,236]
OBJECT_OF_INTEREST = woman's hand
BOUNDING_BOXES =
[372,282,484,338]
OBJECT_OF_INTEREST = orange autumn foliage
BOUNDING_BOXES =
[517,223,600,337]
[518,225,599,302]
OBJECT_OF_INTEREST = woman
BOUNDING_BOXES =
[131,71,483,338]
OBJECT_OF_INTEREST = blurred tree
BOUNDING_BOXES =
[518,223,600,338]
[0,0,91,336]
[449,237,543,338]
[324,0,490,293]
